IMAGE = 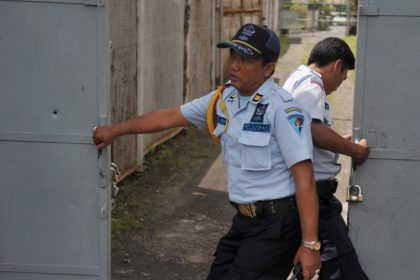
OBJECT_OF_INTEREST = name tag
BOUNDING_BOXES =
[243,123,271,133]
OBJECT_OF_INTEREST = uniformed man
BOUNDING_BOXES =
[283,37,370,279]
[93,24,321,280]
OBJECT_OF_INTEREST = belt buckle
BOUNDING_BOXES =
[238,203,257,218]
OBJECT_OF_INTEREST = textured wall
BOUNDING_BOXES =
[184,0,214,100]
[109,0,138,177]
[138,0,185,156]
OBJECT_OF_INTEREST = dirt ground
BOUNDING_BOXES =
[111,127,234,280]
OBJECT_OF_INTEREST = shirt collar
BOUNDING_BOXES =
[298,64,322,78]
[225,77,276,104]
[249,77,276,104]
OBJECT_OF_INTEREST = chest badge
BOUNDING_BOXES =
[251,103,269,122]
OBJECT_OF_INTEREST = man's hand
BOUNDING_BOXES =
[354,138,369,165]
[93,125,119,149]
[293,247,321,280]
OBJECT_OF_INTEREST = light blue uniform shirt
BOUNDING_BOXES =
[181,77,313,203]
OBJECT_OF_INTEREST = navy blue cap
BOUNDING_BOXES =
[217,23,280,63]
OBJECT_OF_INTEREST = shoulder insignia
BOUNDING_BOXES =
[284,107,303,114]
[287,113,305,135]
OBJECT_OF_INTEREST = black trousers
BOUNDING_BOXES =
[318,193,369,280]
[207,210,300,280]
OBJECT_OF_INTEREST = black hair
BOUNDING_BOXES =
[307,37,355,70]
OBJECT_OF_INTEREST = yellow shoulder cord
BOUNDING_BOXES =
[206,85,229,143]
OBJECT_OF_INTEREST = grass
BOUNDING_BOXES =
[343,35,357,81]
[279,34,290,58]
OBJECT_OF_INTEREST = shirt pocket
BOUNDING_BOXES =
[238,131,272,170]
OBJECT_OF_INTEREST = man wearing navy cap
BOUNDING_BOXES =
[93,23,321,280]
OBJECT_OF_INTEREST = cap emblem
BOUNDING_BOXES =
[242,25,256,37]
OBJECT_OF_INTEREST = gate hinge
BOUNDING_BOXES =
[84,0,105,6]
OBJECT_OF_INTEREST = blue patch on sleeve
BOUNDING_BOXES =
[287,114,304,135]
[216,114,227,125]
[243,123,271,133]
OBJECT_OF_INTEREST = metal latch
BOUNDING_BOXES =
[346,128,364,202]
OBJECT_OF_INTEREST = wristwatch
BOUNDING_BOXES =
[301,240,321,251]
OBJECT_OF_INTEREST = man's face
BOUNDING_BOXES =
[324,61,349,95]
[227,49,274,96]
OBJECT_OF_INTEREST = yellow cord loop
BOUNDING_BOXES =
[206,85,228,144]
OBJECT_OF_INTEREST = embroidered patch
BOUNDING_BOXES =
[216,114,227,125]
[251,103,269,122]
[252,93,263,103]
[243,123,271,133]
[287,114,305,135]
[284,107,303,114]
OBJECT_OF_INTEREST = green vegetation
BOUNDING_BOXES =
[279,34,290,58]
[343,35,357,81]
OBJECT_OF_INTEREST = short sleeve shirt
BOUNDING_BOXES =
[181,77,313,203]
[283,65,340,180]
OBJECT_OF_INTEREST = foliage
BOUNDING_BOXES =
[351,0,359,12]
[289,2,308,17]
[279,34,290,58]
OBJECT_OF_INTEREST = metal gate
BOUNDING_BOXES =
[349,0,420,278]
[0,1,110,279]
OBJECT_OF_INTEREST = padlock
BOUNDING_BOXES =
[346,184,363,202]
[110,162,121,183]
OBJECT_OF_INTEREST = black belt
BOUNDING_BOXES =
[316,179,338,197]
[231,196,297,219]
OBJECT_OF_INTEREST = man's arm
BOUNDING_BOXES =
[93,107,190,149]
[311,121,369,165]
[290,159,321,280]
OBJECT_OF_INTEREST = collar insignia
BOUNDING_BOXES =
[251,93,263,103]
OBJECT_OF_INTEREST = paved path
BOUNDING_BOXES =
[199,26,354,220]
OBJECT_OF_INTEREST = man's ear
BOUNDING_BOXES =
[263,62,276,78]
[333,59,343,73]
